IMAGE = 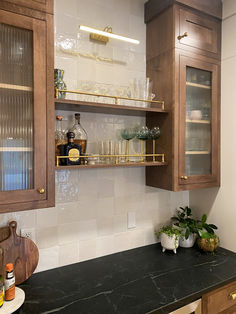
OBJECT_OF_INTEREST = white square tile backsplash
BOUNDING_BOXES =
[0,0,189,273]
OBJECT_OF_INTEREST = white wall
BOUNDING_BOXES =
[189,0,236,252]
[0,0,189,272]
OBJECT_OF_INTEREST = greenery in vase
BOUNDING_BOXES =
[196,214,219,248]
[156,225,183,248]
[171,206,199,240]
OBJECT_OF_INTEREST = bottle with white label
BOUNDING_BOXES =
[5,263,15,301]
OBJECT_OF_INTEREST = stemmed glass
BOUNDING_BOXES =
[120,128,136,162]
[149,126,161,161]
[136,126,150,162]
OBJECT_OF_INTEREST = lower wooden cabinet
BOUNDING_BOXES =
[202,281,236,314]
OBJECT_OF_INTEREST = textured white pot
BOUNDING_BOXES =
[172,224,197,248]
[180,233,197,248]
[160,233,179,254]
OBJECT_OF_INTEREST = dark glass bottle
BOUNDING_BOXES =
[63,132,82,165]
[69,113,87,155]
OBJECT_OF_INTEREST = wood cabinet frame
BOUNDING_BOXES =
[0,5,54,212]
[178,55,220,187]
[145,0,221,191]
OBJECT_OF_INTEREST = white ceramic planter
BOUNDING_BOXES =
[160,233,179,254]
[172,224,197,248]
[179,233,197,248]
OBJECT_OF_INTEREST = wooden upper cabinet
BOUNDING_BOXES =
[175,7,221,59]
[178,56,220,189]
[1,0,53,15]
[145,0,221,191]
[0,3,54,212]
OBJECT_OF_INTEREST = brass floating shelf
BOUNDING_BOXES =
[55,89,165,110]
[56,153,166,167]
[56,161,168,170]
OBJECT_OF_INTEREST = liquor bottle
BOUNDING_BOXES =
[69,113,87,155]
[63,132,82,165]
[55,115,67,165]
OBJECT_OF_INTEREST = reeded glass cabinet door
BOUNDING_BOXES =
[179,56,219,186]
[0,10,47,204]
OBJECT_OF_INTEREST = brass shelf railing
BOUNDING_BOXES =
[56,153,165,167]
[55,89,165,110]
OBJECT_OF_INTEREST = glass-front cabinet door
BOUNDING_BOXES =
[0,10,47,207]
[179,56,220,187]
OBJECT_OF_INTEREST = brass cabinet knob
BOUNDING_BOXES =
[37,188,45,194]
[229,291,236,300]
[181,176,188,180]
[177,32,188,40]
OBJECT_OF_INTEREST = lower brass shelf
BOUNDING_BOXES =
[55,161,168,170]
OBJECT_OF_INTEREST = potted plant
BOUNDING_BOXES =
[171,206,198,248]
[156,226,182,254]
[196,214,219,252]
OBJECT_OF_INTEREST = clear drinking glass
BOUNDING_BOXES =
[120,128,136,162]
[135,126,150,162]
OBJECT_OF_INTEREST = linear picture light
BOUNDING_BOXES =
[79,25,140,45]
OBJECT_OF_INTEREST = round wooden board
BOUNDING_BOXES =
[0,287,25,313]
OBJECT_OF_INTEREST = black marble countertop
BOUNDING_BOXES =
[18,243,236,314]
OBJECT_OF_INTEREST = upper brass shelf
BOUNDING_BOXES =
[55,89,165,110]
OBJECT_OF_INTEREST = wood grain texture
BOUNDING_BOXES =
[202,281,236,314]
[0,221,39,285]
[145,0,222,23]
[2,0,53,15]
[178,55,220,188]
[0,4,55,212]
[145,1,221,191]
[57,161,168,170]
[0,226,10,242]
[0,0,47,20]
[55,99,168,116]
[175,5,221,60]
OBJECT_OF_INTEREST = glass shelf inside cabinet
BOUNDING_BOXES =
[185,67,212,176]
[0,23,34,191]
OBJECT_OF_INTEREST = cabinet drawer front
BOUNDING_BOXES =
[177,9,220,58]
[202,281,236,314]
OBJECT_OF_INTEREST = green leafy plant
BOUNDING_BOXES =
[156,225,183,248]
[171,206,198,239]
[196,214,219,252]
[197,214,218,237]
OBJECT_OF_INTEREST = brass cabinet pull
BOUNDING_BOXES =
[181,176,188,180]
[229,291,236,300]
[177,32,188,40]
[37,188,45,194]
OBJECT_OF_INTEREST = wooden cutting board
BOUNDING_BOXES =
[0,221,39,285]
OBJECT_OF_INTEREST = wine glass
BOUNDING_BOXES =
[135,126,150,162]
[120,128,136,162]
[149,126,161,161]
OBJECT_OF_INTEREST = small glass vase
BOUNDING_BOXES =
[54,69,67,99]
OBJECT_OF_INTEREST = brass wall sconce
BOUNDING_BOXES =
[79,25,140,45]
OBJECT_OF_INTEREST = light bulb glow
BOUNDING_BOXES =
[79,25,140,45]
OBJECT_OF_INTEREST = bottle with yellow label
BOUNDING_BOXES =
[62,132,82,165]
